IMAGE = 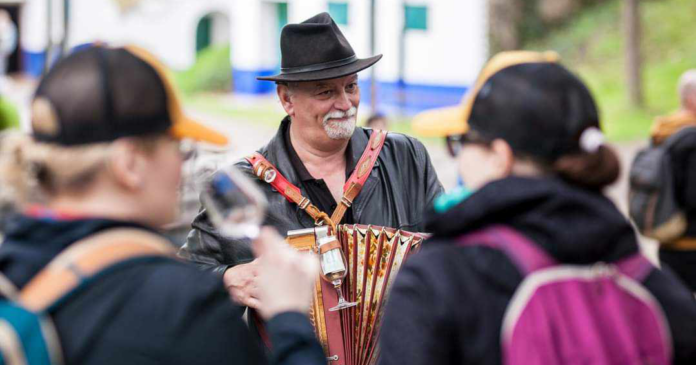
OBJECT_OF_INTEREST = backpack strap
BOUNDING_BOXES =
[458,225,656,281]
[0,272,19,301]
[18,228,176,313]
[245,129,388,228]
[457,225,556,276]
[614,253,655,282]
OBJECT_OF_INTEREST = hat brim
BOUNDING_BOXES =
[125,45,230,147]
[171,117,229,146]
[411,104,469,138]
[257,55,382,82]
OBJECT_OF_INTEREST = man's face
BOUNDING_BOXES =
[280,74,360,141]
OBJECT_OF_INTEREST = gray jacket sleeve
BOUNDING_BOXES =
[178,161,256,275]
[179,207,254,275]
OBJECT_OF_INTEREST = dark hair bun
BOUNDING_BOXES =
[552,145,620,190]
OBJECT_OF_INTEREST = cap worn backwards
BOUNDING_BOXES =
[31,45,228,147]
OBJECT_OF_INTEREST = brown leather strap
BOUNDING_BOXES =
[19,228,176,312]
[330,130,387,224]
[318,239,342,255]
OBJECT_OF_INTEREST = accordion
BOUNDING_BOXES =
[286,224,425,365]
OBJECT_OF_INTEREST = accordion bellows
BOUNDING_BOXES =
[287,224,425,365]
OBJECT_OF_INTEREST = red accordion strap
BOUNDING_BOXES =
[246,153,333,228]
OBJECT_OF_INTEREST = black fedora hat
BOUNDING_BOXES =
[257,12,382,82]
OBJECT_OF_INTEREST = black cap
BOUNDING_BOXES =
[31,45,228,146]
[257,12,381,82]
[412,51,603,161]
[469,62,599,161]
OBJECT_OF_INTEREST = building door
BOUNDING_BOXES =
[196,15,212,54]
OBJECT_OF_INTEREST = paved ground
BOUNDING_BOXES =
[2,78,658,259]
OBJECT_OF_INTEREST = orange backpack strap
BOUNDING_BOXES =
[330,129,387,224]
[19,228,176,312]
[246,153,333,229]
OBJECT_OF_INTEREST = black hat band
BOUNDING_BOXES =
[281,55,357,75]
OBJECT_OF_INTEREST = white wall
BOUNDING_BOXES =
[117,0,232,69]
[25,0,232,70]
[403,0,488,86]
[20,0,488,87]
[20,0,64,52]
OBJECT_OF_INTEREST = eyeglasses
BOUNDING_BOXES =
[445,132,491,157]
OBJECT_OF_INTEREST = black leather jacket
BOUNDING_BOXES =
[179,117,444,273]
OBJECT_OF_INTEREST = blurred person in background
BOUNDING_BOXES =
[0,45,325,365]
[379,52,696,365]
[0,9,17,87]
[644,70,696,291]
[181,12,442,320]
[365,112,389,131]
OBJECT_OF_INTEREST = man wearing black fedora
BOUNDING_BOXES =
[181,12,442,317]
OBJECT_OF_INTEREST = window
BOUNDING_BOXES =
[404,5,428,31]
[328,2,349,26]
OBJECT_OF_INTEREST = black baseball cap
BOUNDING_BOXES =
[31,45,228,146]
[412,51,600,161]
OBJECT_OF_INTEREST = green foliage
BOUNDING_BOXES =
[174,45,232,95]
[0,96,20,130]
[528,0,696,141]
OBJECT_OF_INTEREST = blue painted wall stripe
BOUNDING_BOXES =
[232,68,277,95]
[22,50,46,77]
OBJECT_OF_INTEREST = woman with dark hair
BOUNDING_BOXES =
[379,52,696,365]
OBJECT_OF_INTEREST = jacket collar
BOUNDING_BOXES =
[265,116,370,183]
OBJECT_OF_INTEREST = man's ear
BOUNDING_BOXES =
[277,84,295,117]
[107,140,146,191]
[490,139,515,177]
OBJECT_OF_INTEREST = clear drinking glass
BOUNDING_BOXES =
[317,234,358,311]
[201,166,268,239]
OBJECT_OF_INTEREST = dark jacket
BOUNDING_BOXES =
[658,125,696,291]
[180,117,444,273]
[379,177,696,365]
[0,213,325,365]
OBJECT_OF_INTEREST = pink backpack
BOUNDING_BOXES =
[458,225,672,365]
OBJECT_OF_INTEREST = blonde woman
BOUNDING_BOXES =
[0,45,324,365]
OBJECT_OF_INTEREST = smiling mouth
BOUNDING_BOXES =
[326,116,354,123]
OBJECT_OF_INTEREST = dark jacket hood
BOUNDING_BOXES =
[0,213,147,289]
[426,177,640,264]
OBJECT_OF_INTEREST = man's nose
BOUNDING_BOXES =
[334,90,352,111]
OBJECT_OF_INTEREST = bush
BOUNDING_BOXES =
[0,96,20,131]
[174,45,232,94]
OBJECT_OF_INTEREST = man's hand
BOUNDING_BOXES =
[223,260,261,308]
[254,227,319,320]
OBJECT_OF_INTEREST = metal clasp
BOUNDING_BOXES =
[326,355,339,362]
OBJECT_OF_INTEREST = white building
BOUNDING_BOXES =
[5,0,488,113]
